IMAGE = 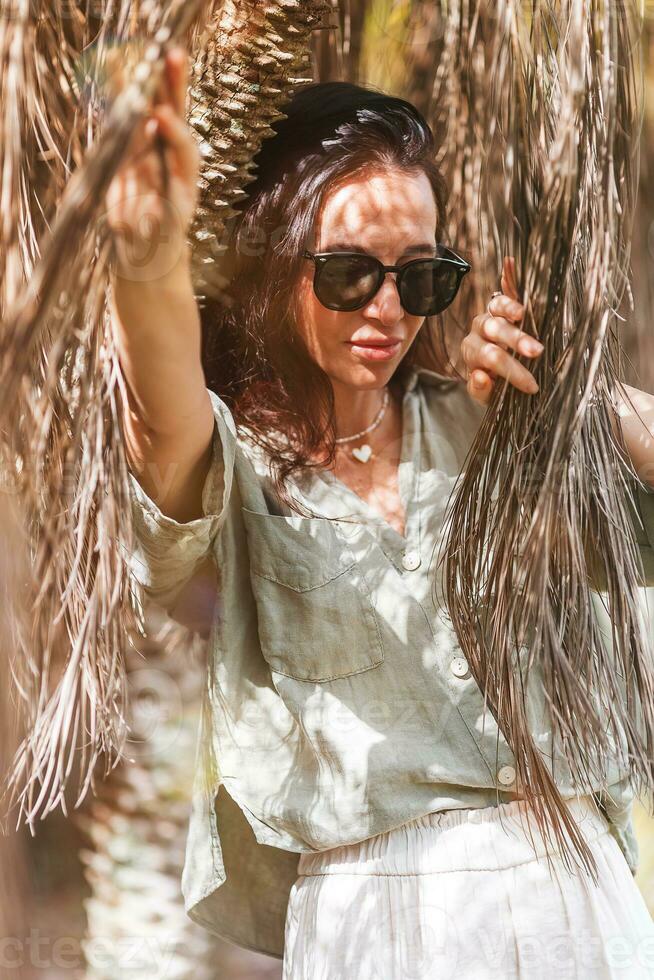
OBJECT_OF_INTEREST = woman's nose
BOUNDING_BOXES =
[365,272,403,320]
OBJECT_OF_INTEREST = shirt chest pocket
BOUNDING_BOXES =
[240,507,384,682]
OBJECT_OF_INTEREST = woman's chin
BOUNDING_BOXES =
[328,359,399,390]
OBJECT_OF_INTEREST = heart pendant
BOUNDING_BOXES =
[352,444,372,463]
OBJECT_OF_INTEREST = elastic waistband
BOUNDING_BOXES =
[297,795,610,877]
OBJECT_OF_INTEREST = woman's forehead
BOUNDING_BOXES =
[316,169,437,251]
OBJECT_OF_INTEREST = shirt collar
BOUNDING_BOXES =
[404,365,458,393]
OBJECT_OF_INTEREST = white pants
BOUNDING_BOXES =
[282,796,654,979]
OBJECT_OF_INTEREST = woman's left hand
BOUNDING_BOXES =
[462,256,544,406]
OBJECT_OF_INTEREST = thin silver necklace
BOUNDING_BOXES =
[334,388,390,464]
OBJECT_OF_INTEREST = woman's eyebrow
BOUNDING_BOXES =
[322,242,438,256]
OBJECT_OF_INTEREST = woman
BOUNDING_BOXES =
[108,47,654,978]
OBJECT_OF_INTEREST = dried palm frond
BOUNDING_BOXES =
[626,11,654,393]
[434,0,653,882]
[0,494,31,980]
[0,0,328,832]
[428,1,501,344]
[0,1,81,313]
[0,0,213,834]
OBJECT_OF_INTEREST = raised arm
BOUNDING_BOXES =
[105,48,237,619]
[106,47,214,523]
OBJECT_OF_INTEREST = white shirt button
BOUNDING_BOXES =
[402,550,421,571]
[497,765,516,787]
[450,656,471,679]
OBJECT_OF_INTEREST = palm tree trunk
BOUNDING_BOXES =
[74,614,232,979]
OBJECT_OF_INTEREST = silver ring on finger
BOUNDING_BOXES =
[486,290,503,315]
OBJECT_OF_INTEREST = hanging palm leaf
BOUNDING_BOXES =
[1,2,328,975]
[0,0,213,834]
[433,0,654,881]
[627,11,654,394]
[0,0,329,832]
[0,494,31,980]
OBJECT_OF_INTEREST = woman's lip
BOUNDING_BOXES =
[347,340,402,361]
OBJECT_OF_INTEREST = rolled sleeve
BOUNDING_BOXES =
[124,388,236,613]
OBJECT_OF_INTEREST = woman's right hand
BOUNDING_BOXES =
[104,46,201,282]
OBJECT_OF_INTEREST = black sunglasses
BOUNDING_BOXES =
[302,245,471,317]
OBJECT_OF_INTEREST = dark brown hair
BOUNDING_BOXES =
[200,81,453,507]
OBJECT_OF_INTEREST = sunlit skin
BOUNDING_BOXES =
[466,256,543,400]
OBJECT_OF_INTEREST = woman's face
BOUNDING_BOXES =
[295,165,438,391]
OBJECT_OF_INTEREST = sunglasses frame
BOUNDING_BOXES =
[302,245,471,316]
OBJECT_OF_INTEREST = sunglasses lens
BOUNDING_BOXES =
[400,260,461,316]
[316,255,379,310]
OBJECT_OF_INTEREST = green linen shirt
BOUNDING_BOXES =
[125,367,654,961]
